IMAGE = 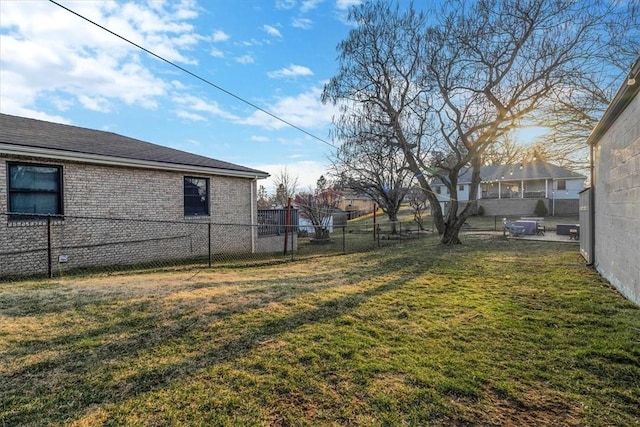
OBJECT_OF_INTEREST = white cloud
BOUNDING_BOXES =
[301,0,324,13]
[276,0,297,10]
[238,87,338,131]
[291,17,313,29]
[253,160,329,192]
[171,80,188,90]
[336,0,362,9]
[173,95,239,121]
[51,97,75,112]
[251,135,270,142]
[267,64,314,79]
[263,24,283,38]
[210,47,225,58]
[212,29,230,42]
[240,38,263,47]
[78,95,112,113]
[176,110,207,121]
[0,106,72,125]
[235,54,255,64]
[0,0,199,117]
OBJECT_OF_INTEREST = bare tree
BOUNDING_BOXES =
[533,1,639,170]
[482,134,524,166]
[406,185,429,231]
[295,176,342,240]
[323,0,620,244]
[272,167,299,207]
[330,134,413,233]
[257,185,270,209]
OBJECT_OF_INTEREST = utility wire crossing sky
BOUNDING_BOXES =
[1,0,357,188]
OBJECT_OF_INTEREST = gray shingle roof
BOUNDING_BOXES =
[432,161,586,185]
[478,162,586,182]
[0,113,268,178]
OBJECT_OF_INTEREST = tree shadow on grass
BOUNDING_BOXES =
[2,247,444,425]
[2,238,593,425]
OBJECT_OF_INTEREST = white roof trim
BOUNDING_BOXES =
[0,144,269,179]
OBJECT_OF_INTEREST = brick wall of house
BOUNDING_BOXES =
[0,155,258,277]
[593,91,640,305]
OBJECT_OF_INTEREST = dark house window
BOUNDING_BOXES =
[557,180,566,191]
[7,163,63,217]
[459,185,464,191]
[184,176,209,216]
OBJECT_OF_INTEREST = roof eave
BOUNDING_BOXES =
[0,144,269,179]
[587,56,640,146]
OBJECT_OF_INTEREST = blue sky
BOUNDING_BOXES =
[0,0,365,190]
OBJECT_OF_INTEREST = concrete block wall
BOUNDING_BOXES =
[256,234,298,253]
[0,155,259,277]
[593,92,640,305]
[474,198,578,217]
[475,198,547,216]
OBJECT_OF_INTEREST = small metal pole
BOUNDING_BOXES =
[47,216,53,278]
[342,225,346,254]
[373,204,377,241]
[291,224,295,261]
[208,223,212,268]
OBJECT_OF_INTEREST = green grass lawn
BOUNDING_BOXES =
[1,235,638,426]
[348,204,579,233]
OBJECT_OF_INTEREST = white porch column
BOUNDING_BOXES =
[521,180,524,198]
[498,180,502,199]
[545,179,548,198]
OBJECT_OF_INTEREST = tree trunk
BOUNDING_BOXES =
[314,227,329,240]
[439,199,477,245]
[439,220,463,245]
[429,199,445,234]
[388,212,398,234]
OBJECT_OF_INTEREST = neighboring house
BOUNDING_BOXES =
[582,57,640,305]
[0,113,269,277]
[337,190,376,219]
[432,160,586,216]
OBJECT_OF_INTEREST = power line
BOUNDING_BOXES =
[48,0,336,149]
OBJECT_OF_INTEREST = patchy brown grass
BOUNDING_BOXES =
[1,236,638,426]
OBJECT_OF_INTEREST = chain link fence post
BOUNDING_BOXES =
[47,216,53,278]
[342,225,346,254]
[208,223,212,268]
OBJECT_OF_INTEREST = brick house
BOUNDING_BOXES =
[0,113,269,277]
[432,160,586,216]
[582,57,640,305]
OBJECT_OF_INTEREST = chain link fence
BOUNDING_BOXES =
[0,213,429,281]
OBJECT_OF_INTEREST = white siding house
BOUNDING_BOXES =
[433,161,586,216]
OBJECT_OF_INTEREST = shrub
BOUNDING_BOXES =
[477,205,485,216]
[534,199,548,216]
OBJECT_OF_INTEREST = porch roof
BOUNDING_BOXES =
[433,161,586,185]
